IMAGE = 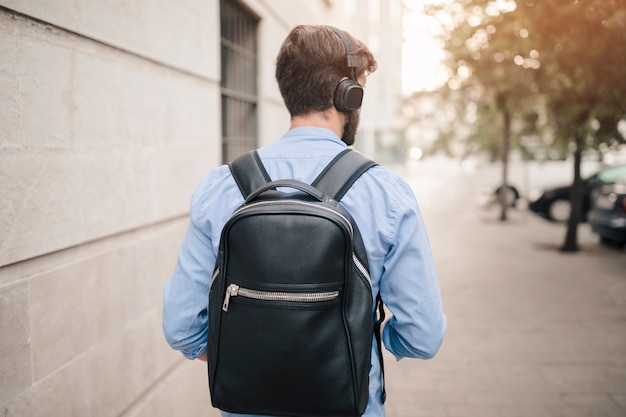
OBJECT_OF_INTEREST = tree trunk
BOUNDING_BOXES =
[499,108,511,221]
[560,132,584,252]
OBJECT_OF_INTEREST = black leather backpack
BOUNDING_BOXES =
[208,149,385,417]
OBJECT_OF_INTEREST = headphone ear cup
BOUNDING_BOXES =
[334,79,364,112]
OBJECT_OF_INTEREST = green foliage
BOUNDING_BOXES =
[415,0,626,248]
[419,0,626,156]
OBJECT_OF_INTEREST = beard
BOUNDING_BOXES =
[341,110,360,146]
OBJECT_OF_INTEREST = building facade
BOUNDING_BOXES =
[0,0,402,415]
[338,0,405,161]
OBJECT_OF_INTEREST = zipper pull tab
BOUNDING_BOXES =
[222,284,239,312]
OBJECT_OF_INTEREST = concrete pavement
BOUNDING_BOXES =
[382,160,626,417]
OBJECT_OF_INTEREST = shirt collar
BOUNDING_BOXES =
[281,127,345,146]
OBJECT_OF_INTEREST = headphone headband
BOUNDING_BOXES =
[327,26,358,70]
[327,26,364,113]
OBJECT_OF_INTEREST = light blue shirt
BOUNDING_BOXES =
[163,127,447,417]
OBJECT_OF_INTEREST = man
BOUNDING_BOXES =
[163,25,447,416]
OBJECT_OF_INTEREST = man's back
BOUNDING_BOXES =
[163,126,446,417]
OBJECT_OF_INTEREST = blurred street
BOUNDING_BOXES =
[382,158,626,417]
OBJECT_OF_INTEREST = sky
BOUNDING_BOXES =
[401,0,450,94]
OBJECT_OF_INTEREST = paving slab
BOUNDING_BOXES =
[383,161,626,417]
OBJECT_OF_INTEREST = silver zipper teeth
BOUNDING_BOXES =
[231,200,354,235]
[210,268,219,287]
[216,257,369,293]
[352,253,372,289]
[240,287,338,302]
[223,283,338,312]
[216,252,372,302]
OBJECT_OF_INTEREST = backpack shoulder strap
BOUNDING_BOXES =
[312,148,378,201]
[229,151,272,198]
[231,148,376,200]
[313,148,386,403]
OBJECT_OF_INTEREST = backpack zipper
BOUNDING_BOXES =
[231,200,354,236]
[213,255,370,292]
[352,254,372,289]
[222,284,339,312]
[211,268,219,287]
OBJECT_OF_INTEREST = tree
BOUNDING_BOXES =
[426,0,543,221]
[517,0,626,251]
[428,0,626,250]
[403,85,498,159]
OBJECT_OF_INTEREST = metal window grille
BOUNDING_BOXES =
[220,0,259,163]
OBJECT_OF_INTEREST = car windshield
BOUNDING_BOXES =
[596,164,626,184]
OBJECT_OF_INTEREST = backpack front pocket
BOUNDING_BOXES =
[212,282,354,416]
[222,283,340,312]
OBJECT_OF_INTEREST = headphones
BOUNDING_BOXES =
[327,26,364,113]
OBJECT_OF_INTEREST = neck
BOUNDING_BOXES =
[289,109,346,138]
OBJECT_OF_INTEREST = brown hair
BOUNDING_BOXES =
[275,25,377,117]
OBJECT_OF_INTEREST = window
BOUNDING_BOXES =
[220,0,259,163]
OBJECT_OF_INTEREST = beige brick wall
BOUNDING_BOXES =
[0,0,220,414]
[0,0,218,79]
[0,218,209,416]
[0,0,344,416]
[0,9,218,266]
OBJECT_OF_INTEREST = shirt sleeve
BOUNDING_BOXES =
[162,166,242,360]
[379,179,447,361]
[162,221,213,359]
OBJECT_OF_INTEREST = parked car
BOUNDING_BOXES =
[588,165,626,244]
[527,164,626,223]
